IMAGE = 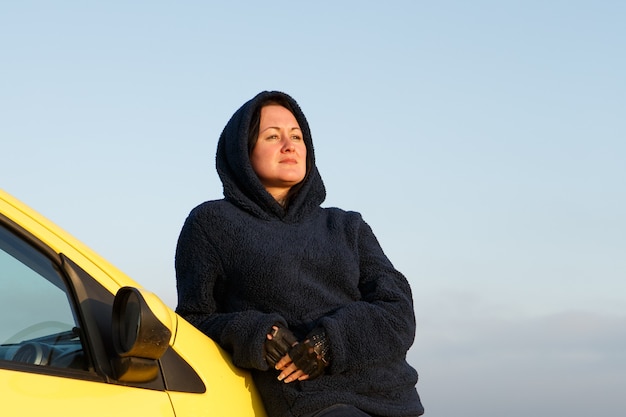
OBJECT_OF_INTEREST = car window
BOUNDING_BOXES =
[0,223,88,371]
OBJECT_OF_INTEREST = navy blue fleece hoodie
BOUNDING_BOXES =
[175,91,424,417]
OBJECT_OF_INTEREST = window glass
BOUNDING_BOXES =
[0,224,87,370]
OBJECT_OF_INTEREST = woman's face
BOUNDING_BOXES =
[250,104,307,200]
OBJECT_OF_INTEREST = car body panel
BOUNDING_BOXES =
[2,370,176,417]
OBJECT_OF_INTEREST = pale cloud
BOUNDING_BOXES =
[408,292,626,417]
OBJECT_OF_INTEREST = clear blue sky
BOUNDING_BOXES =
[2,1,625,415]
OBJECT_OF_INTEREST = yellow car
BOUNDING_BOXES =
[0,189,267,417]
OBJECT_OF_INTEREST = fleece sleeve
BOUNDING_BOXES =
[319,217,416,374]
[174,209,285,370]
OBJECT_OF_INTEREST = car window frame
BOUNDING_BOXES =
[0,211,205,394]
[0,213,169,388]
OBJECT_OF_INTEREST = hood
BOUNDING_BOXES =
[216,91,326,222]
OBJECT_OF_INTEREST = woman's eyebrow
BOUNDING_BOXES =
[261,126,302,133]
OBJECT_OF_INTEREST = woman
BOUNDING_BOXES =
[175,91,424,417]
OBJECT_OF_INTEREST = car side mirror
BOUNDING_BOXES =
[111,286,174,382]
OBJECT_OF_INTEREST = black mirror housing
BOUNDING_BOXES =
[111,287,173,382]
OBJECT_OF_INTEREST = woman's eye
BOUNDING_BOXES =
[292,135,302,141]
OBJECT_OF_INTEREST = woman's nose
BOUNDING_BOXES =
[281,134,295,151]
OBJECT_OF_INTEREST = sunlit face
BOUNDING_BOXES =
[250,105,307,201]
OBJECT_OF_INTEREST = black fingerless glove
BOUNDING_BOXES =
[264,324,297,367]
[288,327,330,379]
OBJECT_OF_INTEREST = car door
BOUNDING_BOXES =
[0,220,176,417]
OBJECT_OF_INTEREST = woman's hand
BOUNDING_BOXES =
[264,325,297,367]
[265,325,308,382]
[266,325,331,383]
[276,327,331,383]
[275,353,310,383]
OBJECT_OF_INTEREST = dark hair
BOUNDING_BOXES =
[248,97,311,208]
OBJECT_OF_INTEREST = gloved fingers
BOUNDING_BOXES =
[270,326,298,347]
[265,346,285,366]
[264,325,297,367]
[274,352,293,370]
[289,343,325,378]
[267,335,291,355]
